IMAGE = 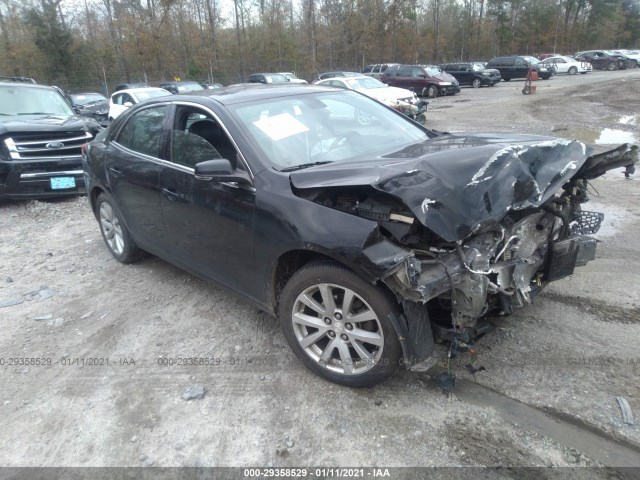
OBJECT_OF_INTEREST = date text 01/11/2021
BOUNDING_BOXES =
[243,468,391,477]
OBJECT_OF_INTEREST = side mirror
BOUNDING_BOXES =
[195,159,233,176]
[123,101,133,107]
[194,159,252,187]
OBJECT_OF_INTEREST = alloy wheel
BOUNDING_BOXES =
[99,202,125,255]
[291,283,384,375]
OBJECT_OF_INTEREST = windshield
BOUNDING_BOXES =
[425,66,442,75]
[522,56,540,64]
[176,83,204,93]
[231,90,430,170]
[281,73,298,80]
[471,63,486,71]
[0,85,74,116]
[70,93,107,106]
[346,77,386,90]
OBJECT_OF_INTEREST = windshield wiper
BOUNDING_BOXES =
[279,161,335,172]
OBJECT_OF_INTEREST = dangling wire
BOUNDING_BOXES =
[586,180,600,197]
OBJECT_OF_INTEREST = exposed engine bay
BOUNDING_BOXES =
[291,138,639,370]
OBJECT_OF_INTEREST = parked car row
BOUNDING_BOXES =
[357,47,637,99]
[574,50,638,70]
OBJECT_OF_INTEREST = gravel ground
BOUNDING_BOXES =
[0,69,639,470]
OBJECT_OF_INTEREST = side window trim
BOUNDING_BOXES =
[171,101,255,180]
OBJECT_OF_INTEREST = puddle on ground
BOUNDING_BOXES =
[559,127,638,145]
[595,128,638,144]
[618,114,638,126]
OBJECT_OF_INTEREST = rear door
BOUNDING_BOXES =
[106,104,170,248]
[159,103,256,292]
[514,57,528,78]
[452,64,469,84]
[392,65,415,91]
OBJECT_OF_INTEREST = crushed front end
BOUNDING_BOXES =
[292,137,638,370]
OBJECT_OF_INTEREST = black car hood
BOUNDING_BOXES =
[290,133,590,241]
[0,115,99,135]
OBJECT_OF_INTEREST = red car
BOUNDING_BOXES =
[537,53,558,60]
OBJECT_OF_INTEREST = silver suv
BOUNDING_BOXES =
[362,63,400,79]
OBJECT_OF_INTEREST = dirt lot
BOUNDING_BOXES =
[1,70,639,472]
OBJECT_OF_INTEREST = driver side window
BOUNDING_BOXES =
[169,108,239,170]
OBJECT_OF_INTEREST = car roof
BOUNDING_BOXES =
[112,87,170,96]
[0,81,56,90]
[156,84,336,106]
[319,71,364,76]
[323,76,375,82]
[0,76,37,84]
[161,80,201,85]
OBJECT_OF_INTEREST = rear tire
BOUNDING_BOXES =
[96,192,143,264]
[607,61,618,71]
[472,78,482,88]
[279,261,401,387]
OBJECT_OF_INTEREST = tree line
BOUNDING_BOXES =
[0,0,638,93]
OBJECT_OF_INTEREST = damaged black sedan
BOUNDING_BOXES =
[83,84,638,387]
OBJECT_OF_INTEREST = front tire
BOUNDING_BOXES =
[96,193,143,263]
[279,262,401,387]
[568,66,578,75]
[426,85,438,98]
[472,78,482,88]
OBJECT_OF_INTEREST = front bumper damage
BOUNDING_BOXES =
[369,211,599,370]
[295,140,638,371]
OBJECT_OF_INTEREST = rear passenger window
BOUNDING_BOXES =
[117,105,169,158]
[398,66,413,76]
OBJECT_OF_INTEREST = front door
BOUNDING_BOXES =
[159,104,256,293]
